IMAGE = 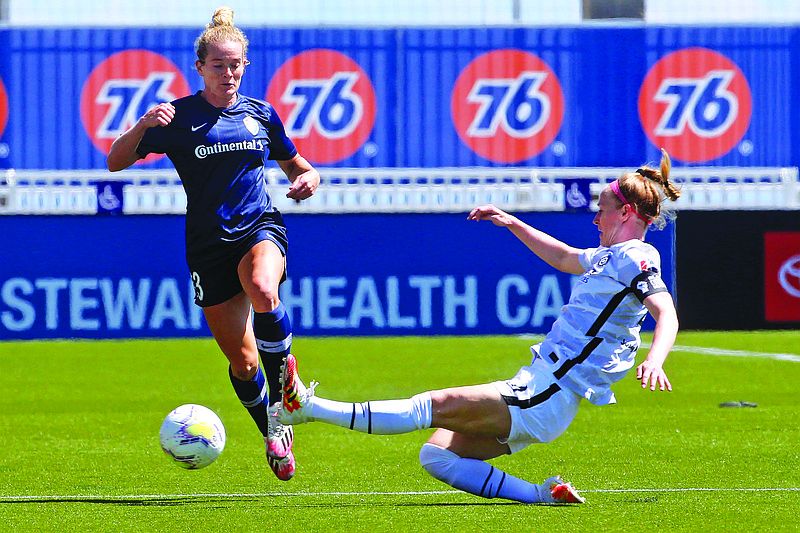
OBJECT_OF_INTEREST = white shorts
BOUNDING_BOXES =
[492,361,581,454]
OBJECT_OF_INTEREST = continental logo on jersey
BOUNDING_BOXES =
[194,140,264,159]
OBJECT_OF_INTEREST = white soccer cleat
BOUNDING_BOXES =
[278,353,317,426]
[540,476,586,504]
[265,403,293,459]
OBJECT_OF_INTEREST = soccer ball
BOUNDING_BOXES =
[159,404,226,469]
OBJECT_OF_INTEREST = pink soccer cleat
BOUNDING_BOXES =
[540,476,586,504]
[268,449,295,481]
[266,403,293,459]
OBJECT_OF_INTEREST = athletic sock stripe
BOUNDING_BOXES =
[495,472,506,498]
[554,337,602,380]
[241,380,268,408]
[480,466,495,498]
[501,382,561,409]
[256,334,293,353]
[586,288,631,337]
[349,405,357,430]
[366,402,372,434]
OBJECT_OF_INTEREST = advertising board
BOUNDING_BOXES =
[0,212,675,339]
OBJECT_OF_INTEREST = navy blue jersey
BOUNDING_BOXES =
[137,92,297,263]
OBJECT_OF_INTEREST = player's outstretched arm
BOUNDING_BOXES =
[279,154,320,201]
[107,103,175,172]
[637,291,678,391]
[467,204,584,274]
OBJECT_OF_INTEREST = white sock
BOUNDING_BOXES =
[308,392,432,434]
[418,443,547,503]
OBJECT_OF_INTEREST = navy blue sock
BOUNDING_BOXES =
[229,365,268,436]
[253,302,292,406]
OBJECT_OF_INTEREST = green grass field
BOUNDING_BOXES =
[1,332,799,532]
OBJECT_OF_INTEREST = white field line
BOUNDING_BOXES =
[517,336,800,363]
[647,344,800,363]
[2,488,800,501]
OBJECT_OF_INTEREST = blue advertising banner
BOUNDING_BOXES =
[0,215,203,340]
[0,25,797,170]
[0,212,675,339]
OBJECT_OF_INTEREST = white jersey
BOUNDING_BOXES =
[531,239,668,405]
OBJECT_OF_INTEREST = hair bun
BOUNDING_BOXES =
[211,6,235,27]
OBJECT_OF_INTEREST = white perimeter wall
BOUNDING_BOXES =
[7,0,800,26]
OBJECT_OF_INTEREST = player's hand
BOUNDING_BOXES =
[467,204,515,227]
[286,171,320,201]
[636,359,672,392]
[140,103,175,128]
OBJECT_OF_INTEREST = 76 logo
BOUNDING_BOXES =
[281,72,363,139]
[653,70,738,138]
[467,72,550,138]
[639,48,751,162]
[95,73,178,138]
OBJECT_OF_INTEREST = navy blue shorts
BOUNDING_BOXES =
[188,211,288,308]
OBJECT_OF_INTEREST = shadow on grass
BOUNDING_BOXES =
[0,496,260,507]
[0,496,586,508]
[292,501,582,508]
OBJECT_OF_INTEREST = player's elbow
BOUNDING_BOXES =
[106,154,131,172]
[106,154,120,172]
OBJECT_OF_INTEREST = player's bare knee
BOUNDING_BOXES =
[248,283,281,312]
[230,360,258,381]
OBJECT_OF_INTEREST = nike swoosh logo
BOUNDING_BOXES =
[191,123,207,132]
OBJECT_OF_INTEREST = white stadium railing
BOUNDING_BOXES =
[1,167,798,215]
